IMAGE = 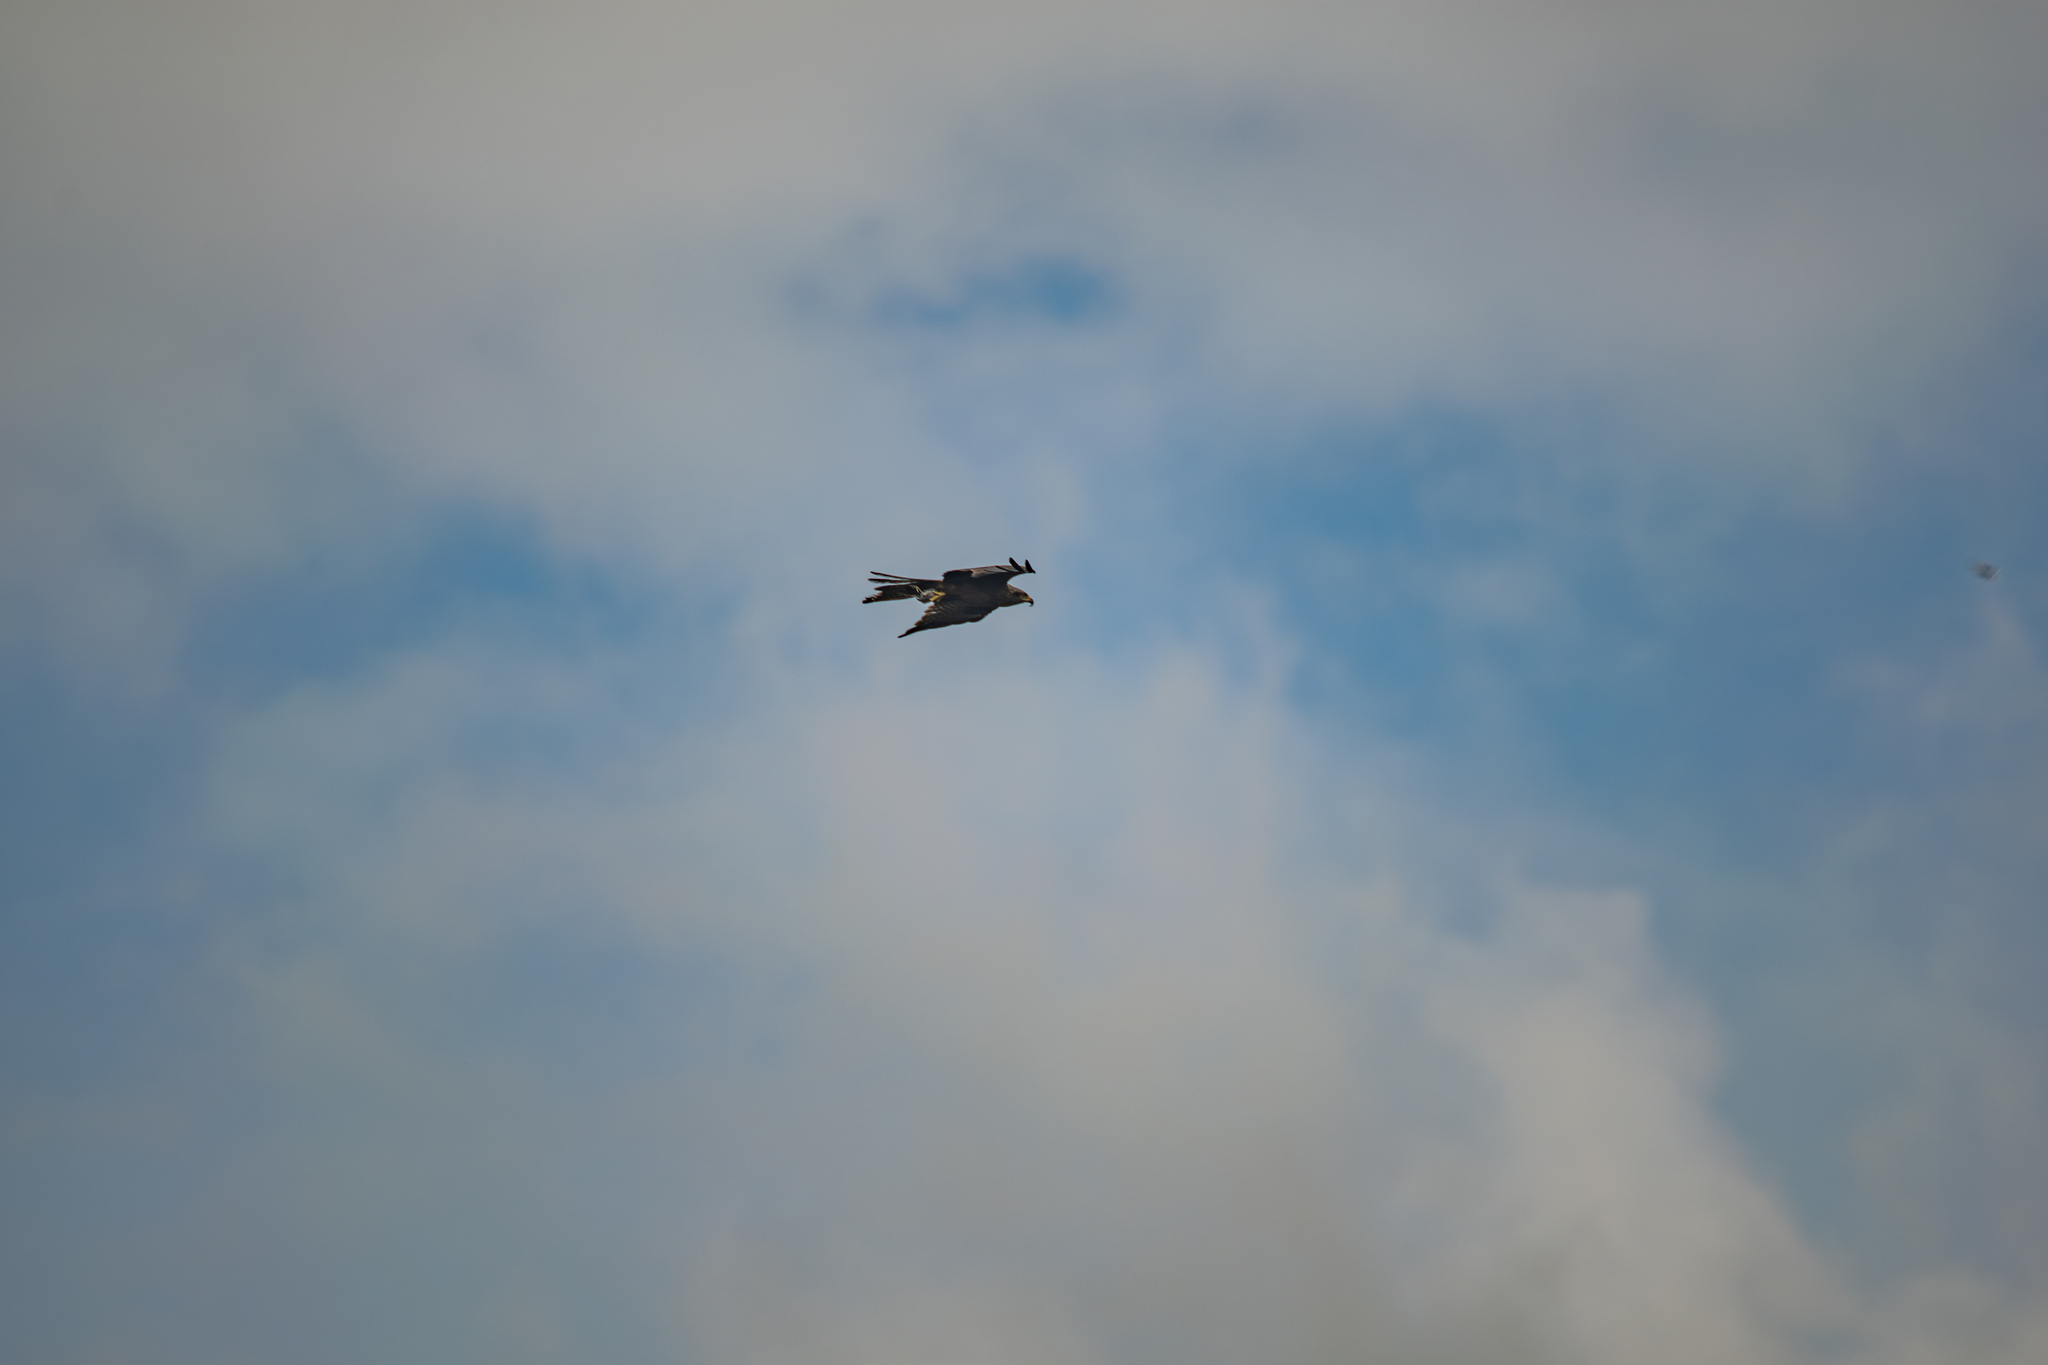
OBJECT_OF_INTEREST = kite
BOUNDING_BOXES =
[864,558,1036,637]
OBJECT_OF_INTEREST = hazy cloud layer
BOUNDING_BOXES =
[4,0,2046,1361]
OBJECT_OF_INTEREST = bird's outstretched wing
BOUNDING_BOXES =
[863,572,942,603]
[942,558,1035,584]
[900,593,997,637]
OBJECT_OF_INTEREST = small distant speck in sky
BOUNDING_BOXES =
[1972,560,1999,580]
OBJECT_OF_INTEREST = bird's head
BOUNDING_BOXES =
[1008,585,1034,606]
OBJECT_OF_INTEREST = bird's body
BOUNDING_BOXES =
[863,558,1035,637]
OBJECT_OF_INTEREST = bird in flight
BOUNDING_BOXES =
[864,558,1036,637]
[1972,560,2000,580]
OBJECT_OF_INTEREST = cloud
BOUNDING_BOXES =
[4,0,2047,1360]
[18,616,2000,1364]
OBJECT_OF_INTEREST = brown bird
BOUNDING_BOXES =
[863,558,1036,637]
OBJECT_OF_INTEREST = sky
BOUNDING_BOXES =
[3,0,2047,1361]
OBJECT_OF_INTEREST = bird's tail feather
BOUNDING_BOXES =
[863,582,923,603]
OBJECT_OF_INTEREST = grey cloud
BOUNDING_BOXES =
[89,635,2031,1364]
[4,0,2046,1360]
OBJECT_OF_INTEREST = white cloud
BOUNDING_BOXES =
[5,0,2046,1358]
[6,0,2042,595]
[139,621,2037,1362]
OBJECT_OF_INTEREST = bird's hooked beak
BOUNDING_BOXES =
[1022,592,1034,606]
